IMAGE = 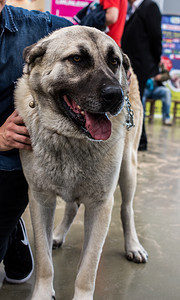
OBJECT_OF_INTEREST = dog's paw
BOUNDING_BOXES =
[52,226,67,249]
[52,238,64,249]
[73,287,93,300]
[32,291,55,300]
[126,245,148,263]
[73,296,93,300]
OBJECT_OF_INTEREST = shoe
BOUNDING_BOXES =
[163,119,172,126]
[3,218,34,284]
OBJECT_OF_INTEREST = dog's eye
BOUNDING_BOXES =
[110,57,119,66]
[72,56,81,63]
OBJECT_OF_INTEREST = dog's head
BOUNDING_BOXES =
[23,26,130,141]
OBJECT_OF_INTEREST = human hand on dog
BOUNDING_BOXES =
[0,110,32,151]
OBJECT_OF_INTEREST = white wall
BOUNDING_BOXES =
[45,0,51,11]
[152,0,179,15]
[163,0,180,15]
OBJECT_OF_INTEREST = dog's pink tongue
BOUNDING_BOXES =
[85,112,111,140]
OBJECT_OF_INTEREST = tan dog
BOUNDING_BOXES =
[15,26,148,300]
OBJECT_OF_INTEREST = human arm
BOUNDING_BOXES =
[0,110,32,151]
[154,64,171,82]
[100,0,120,26]
[154,72,170,82]
[105,7,119,25]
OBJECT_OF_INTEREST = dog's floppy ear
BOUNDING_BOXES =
[23,40,48,74]
[122,52,131,73]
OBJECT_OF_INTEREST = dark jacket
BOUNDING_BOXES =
[121,0,162,96]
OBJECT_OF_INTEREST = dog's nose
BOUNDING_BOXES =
[101,86,124,103]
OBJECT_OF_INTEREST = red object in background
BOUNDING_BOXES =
[161,56,173,71]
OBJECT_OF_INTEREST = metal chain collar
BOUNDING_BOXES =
[124,96,135,130]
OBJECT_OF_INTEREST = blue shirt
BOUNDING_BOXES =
[0,5,72,171]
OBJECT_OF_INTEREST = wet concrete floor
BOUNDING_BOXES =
[0,120,180,300]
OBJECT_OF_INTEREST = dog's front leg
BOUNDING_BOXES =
[119,148,148,263]
[29,188,56,300]
[73,197,114,300]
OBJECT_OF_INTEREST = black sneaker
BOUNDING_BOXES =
[3,218,34,284]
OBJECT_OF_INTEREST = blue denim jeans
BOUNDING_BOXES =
[142,86,171,120]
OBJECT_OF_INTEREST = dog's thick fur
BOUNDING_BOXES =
[15,26,148,300]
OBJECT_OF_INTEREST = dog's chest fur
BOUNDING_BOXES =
[21,120,125,204]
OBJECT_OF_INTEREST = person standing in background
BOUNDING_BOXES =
[100,0,128,46]
[121,0,162,150]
